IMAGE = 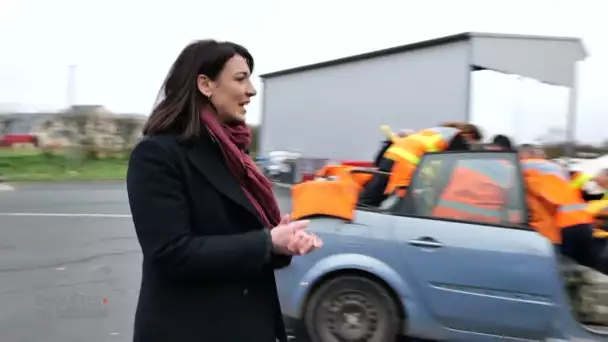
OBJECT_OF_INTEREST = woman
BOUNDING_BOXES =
[127,40,322,342]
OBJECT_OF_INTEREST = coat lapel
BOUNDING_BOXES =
[185,135,262,223]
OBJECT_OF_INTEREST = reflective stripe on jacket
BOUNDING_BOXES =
[570,171,593,189]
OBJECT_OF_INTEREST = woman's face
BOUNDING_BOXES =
[197,54,257,124]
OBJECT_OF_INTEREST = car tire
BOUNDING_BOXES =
[304,275,400,342]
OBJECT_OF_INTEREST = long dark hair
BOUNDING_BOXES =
[441,122,483,141]
[142,40,254,139]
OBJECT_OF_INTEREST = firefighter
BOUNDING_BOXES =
[373,127,414,167]
[432,159,513,223]
[570,168,608,202]
[358,123,482,206]
[488,134,514,151]
[519,145,600,270]
[432,134,517,224]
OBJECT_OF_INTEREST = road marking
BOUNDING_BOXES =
[0,213,131,218]
[0,184,14,191]
[272,182,292,189]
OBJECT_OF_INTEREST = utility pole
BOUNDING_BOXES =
[512,76,524,143]
[64,64,81,167]
[564,62,579,158]
[66,64,77,108]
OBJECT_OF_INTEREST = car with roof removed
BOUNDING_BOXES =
[275,150,608,342]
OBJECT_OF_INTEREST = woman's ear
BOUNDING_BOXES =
[197,74,213,98]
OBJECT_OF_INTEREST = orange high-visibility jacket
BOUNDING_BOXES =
[432,159,515,224]
[382,126,461,195]
[522,158,594,244]
[291,165,373,221]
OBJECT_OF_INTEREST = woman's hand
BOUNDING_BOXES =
[279,214,323,255]
[287,229,323,256]
[270,215,323,256]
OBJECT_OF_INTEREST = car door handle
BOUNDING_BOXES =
[408,237,444,249]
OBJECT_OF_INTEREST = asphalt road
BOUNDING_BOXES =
[0,182,292,342]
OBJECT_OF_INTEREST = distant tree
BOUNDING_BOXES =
[543,144,567,159]
[536,126,566,146]
[115,117,141,149]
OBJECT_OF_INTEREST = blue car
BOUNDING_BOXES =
[275,150,608,342]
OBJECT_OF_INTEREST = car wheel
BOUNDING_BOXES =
[304,275,400,342]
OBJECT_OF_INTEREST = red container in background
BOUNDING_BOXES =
[0,133,38,147]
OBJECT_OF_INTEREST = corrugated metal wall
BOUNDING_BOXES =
[260,41,471,160]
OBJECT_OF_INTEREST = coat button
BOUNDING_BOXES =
[243,288,249,295]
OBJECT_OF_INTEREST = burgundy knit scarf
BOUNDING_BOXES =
[200,107,281,228]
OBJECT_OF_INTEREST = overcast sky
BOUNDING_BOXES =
[0,0,605,144]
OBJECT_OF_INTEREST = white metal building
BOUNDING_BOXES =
[259,32,587,160]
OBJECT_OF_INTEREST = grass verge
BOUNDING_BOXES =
[0,150,128,182]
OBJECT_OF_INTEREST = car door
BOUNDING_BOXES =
[390,151,560,340]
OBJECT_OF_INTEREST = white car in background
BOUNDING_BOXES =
[263,151,302,181]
